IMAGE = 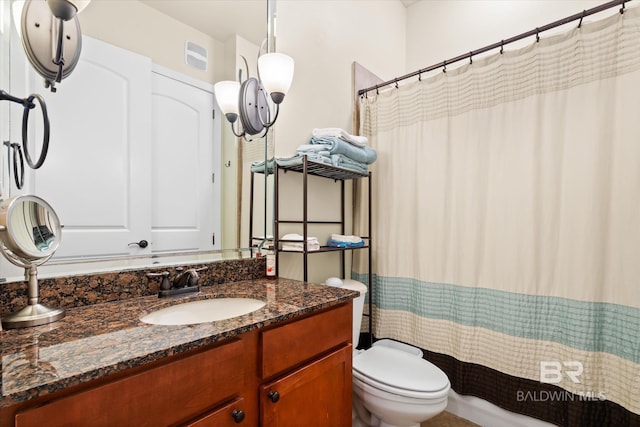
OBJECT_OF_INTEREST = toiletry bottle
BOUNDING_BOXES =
[266,248,276,279]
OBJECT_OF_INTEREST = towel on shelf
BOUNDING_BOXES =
[327,234,365,248]
[308,136,377,164]
[312,128,368,147]
[250,158,275,174]
[281,233,321,252]
[331,234,363,243]
[330,154,369,174]
[275,152,333,168]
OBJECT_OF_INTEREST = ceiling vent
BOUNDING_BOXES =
[185,41,208,71]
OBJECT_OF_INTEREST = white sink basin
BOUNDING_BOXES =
[140,298,266,326]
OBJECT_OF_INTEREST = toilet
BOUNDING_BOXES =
[334,279,451,427]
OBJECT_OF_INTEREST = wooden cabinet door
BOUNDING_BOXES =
[260,345,352,427]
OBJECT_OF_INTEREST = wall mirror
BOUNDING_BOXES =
[0,0,274,282]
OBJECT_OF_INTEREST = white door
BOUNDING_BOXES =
[32,37,152,259]
[150,69,221,253]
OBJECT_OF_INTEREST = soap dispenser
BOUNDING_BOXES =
[266,247,276,279]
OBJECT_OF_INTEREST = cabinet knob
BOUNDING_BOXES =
[231,409,245,423]
[267,390,280,403]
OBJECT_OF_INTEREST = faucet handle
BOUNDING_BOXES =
[146,271,171,291]
[180,267,208,288]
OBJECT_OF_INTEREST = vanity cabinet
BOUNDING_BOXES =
[14,338,246,427]
[259,301,352,426]
[2,302,353,427]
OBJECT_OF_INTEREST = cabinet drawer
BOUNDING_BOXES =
[184,397,246,427]
[15,339,245,427]
[261,302,351,379]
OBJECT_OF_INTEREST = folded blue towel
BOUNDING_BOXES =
[330,154,368,174]
[327,239,365,248]
[275,152,333,168]
[251,158,276,174]
[308,136,377,164]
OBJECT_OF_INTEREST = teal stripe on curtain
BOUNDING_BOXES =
[370,275,639,364]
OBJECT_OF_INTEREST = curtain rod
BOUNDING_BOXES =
[359,0,631,96]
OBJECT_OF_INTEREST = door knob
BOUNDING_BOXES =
[128,239,149,248]
[267,390,280,403]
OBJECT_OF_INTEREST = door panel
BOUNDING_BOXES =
[32,37,152,259]
[151,71,220,253]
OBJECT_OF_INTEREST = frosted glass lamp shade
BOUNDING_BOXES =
[258,53,294,104]
[46,0,91,20]
[214,81,241,122]
[11,0,25,37]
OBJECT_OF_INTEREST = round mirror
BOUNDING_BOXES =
[0,195,64,328]
[0,195,61,262]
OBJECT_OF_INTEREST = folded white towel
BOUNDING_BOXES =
[282,242,321,252]
[312,128,368,147]
[282,233,320,243]
[281,233,320,251]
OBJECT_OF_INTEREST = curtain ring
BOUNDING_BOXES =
[10,143,24,189]
[394,78,399,89]
[536,28,540,43]
[578,10,586,28]
[620,1,625,14]
[442,60,447,73]
[469,51,473,64]
[500,40,504,54]
[418,71,422,81]
[22,93,50,169]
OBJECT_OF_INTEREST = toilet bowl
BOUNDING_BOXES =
[329,278,451,427]
[352,343,450,427]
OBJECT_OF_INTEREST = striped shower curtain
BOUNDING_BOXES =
[357,7,640,422]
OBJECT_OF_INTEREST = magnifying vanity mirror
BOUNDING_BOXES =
[0,195,65,328]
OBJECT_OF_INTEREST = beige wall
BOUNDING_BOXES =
[274,1,406,282]
[276,0,406,155]
[406,0,616,74]
[79,0,223,84]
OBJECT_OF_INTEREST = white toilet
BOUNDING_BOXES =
[335,279,451,427]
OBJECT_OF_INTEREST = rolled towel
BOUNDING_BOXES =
[312,128,368,147]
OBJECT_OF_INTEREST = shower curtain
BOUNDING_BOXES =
[357,7,640,423]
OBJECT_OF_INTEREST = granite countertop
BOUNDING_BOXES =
[0,278,357,408]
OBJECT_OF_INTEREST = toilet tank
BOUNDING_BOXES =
[328,279,368,348]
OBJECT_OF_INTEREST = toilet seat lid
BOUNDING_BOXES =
[353,346,450,393]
